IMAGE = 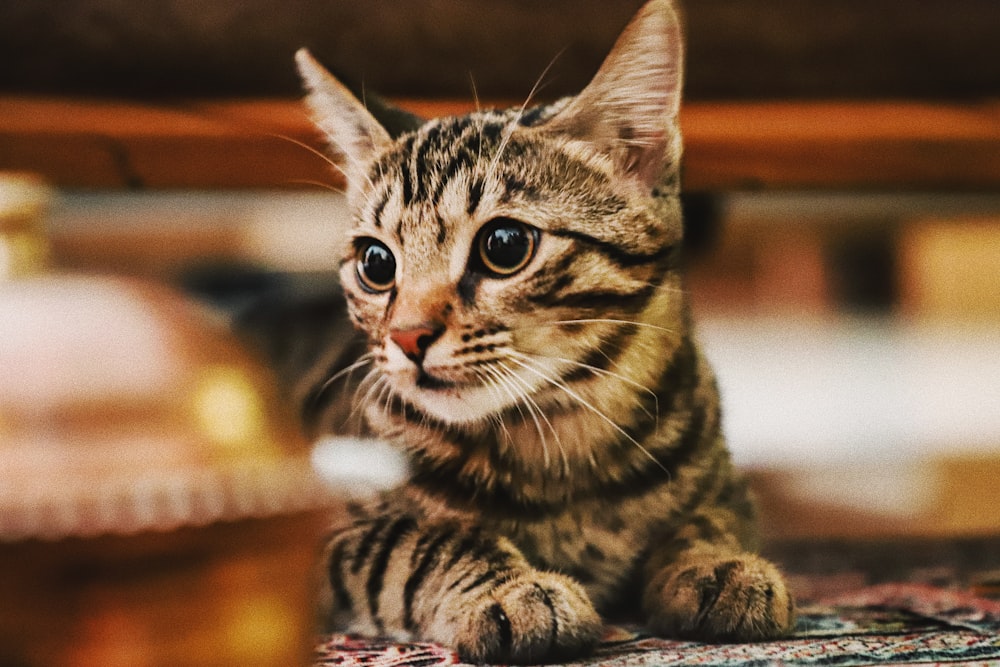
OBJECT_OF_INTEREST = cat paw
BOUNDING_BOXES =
[450,570,602,664]
[644,553,794,642]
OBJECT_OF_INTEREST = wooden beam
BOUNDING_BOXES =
[2,97,999,191]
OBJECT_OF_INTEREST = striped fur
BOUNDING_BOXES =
[284,1,794,662]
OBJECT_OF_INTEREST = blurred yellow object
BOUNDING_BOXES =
[190,364,273,457]
[0,172,51,278]
[899,217,1000,321]
[0,274,338,666]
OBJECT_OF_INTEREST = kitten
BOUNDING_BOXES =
[280,0,794,662]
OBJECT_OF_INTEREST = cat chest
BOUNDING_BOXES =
[497,494,667,606]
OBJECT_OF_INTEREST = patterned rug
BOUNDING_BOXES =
[314,536,1000,666]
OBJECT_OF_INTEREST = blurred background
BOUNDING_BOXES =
[2,1,1000,663]
[2,0,1000,537]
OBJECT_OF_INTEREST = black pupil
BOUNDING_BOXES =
[484,224,531,270]
[361,243,395,287]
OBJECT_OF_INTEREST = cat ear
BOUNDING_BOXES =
[295,48,393,187]
[546,0,684,190]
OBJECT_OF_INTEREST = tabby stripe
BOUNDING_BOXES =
[685,509,726,543]
[410,124,444,203]
[398,135,417,205]
[576,339,709,493]
[408,403,702,516]
[444,531,484,572]
[673,447,728,522]
[459,569,499,595]
[537,270,576,299]
[716,475,756,523]
[522,248,577,293]
[663,339,701,404]
[478,118,505,147]
[403,527,457,631]
[560,322,638,383]
[327,538,353,612]
[528,284,656,312]
[501,174,538,202]
[659,403,710,474]
[409,412,699,519]
[351,517,389,574]
[430,150,472,204]
[405,342,709,514]
[549,228,675,269]
[409,465,552,518]
[517,104,547,127]
[365,517,416,633]
[619,337,702,447]
[599,404,707,503]
[370,186,391,228]
[399,401,500,462]
[449,546,515,594]
[429,122,481,203]
[466,177,485,215]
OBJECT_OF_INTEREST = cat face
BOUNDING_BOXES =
[297,0,685,426]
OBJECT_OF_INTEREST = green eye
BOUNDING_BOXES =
[476,218,538,276]
[356,239,396,292]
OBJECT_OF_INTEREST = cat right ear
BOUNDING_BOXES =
[295,49,393,188]
[544,0,684,192]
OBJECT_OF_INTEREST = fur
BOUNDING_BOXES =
[255,1,796,662]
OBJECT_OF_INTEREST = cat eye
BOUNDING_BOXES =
[475,218,538,277]
[355,239,396,293]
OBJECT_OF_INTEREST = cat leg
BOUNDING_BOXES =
[641,509,795,642]
[325,514,601,663]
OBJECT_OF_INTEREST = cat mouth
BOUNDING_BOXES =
[415,370,461,391]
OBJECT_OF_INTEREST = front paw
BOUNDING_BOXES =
[645,553,794,642]
[448,570,602,664]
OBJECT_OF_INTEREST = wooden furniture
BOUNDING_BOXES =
[2,97,999,192]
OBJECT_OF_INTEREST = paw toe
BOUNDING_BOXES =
[455,571,601,664]
[647,555,794,642]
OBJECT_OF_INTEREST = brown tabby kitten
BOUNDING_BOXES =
[288,0,794,662]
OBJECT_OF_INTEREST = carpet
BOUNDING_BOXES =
[314,536,1000,666]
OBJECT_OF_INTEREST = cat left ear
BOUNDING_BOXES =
[295,48,393,188]
[546,0,684,191]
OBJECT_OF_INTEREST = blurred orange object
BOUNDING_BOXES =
[0,275,338,666]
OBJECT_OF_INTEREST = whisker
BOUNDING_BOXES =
[285,178,346,195]
[325,352,375,388]
[271,131,376,193]
[378,377,396,420]
[479,362,544,462]
[506,356,670,476]
[468,71,482,113]
[306,352,375,414]
[493,361,561,473]
[272,132,342,173]
[487,49,564,177]
[472,366,515,449]
[517,350,659,425]
[349,369,386,423]
[495,359,574,473]
[517,318,678,336]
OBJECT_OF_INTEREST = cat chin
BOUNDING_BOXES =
[401,382,513,427]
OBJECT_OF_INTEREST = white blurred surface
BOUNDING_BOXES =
[700,316,1000,467]
[310,436,409,499]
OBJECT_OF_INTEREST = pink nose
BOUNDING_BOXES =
[389,325,442,363]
